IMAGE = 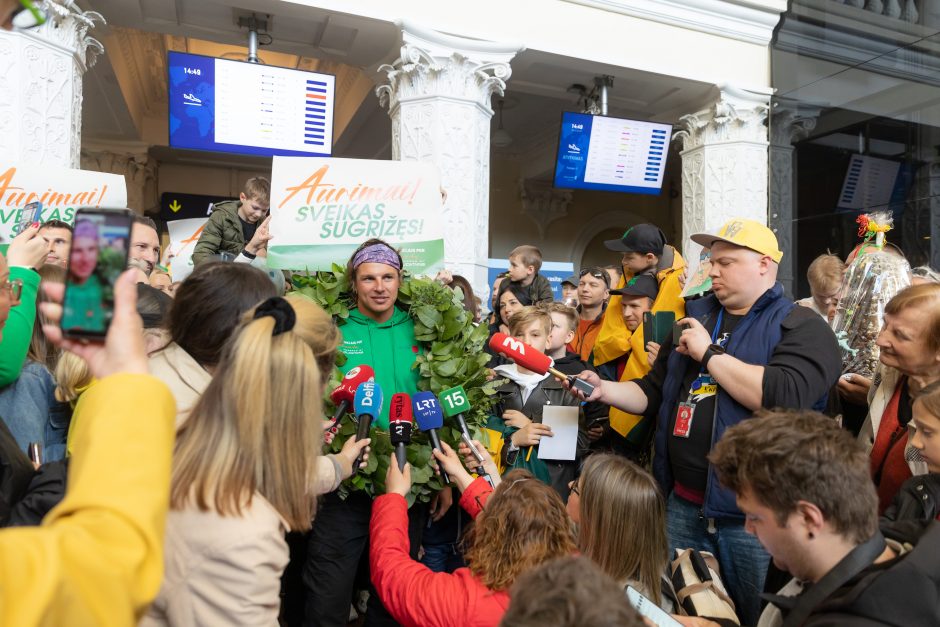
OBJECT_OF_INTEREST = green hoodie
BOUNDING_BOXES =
[338,306,421,429]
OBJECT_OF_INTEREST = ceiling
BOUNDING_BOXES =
[80,0,719,176]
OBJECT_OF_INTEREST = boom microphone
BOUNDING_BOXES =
[353,381,383,470]
[329,365,376,431]
[488,332,595,397]
[412,391,449,485]
[389,393,413,472]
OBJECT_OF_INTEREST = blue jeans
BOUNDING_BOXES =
[420,541,466,574]
[666,492,769,626]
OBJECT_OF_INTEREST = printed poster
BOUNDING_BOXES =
[267,157,444,273]
[0,164,127,244]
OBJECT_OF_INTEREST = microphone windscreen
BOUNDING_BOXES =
[488,332,552,375]
[412,391,444,430]
[330,365,375,405]
[390,419,412,447]
[353,381,383,418]
[389,393,413,423]
[439,386,471,419]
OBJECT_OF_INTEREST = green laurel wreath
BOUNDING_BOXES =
[292,266,503,506]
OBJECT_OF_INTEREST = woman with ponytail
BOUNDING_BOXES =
[141,295,371,626]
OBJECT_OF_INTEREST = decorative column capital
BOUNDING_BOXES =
[519,178,573,239]
[770,101,821,147]
[376,21,523,114]
[31,0,105,69]
[673,85,772,151]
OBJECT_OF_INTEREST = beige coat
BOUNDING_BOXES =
[141,456,347,627]
[148,343,213,428]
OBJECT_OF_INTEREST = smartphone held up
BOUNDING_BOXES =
[14,201,43,236]
[60,208,133,341]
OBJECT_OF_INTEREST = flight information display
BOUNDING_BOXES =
[553,111,671,194]
[168,51,335,158]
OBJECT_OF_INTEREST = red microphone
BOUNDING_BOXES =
[389,393,413,471]
[488,332,595,397]
[329,365,375,430]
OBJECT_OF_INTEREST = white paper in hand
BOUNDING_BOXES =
[537,405,579,461]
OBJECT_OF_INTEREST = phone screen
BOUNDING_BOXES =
[626,586,682,627]
[61,209,133,339]
[14,201,43,236]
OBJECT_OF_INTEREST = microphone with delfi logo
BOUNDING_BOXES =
[353,381,383,470]
[329,365,375,432]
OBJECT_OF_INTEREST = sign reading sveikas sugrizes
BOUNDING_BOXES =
[0,164,127,243]
[267,157,444,273]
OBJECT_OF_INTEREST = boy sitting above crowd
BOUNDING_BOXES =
[506,244,554,304]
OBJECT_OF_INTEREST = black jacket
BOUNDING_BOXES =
[765,521,940,626]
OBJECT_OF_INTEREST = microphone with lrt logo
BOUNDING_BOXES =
[389,393,413,472]
[353,381,383,470]
[487,332,596,397]
[412,391,449,485]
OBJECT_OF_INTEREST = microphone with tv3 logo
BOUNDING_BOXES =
[487,332,595,397]
[353,381,383,470]
[412,391,449,485]
[389,393,413,472]
[329,365,375,432]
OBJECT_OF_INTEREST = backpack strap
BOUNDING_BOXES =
[773,532,887,627]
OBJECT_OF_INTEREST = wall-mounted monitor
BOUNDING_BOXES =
[167,51,335,158]
[552,111,671,194]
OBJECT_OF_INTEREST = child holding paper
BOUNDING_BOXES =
[489,306,587,501]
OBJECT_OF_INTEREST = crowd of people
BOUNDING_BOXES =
[2,10,940,624]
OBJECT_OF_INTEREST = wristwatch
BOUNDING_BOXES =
[701,344,726,370]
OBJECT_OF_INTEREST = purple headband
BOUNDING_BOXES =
[352,243,401,271]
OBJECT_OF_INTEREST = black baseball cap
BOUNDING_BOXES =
[561,275,578,288]
[604,224,666,255]
[609,274,659,300]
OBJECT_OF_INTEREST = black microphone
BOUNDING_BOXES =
[389,393,413,472]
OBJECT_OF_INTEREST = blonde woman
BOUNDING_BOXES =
[568,454,673,611]
[141,295,371,626]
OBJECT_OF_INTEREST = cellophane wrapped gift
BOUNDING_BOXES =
[830,212,911,378]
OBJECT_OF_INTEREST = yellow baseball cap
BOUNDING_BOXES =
[690,218,783,263]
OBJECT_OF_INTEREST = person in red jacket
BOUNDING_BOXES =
[370,443,576,627]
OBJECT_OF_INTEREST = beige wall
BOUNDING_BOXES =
[488,155,682,270]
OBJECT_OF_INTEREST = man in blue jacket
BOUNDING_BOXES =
[575,218,842,624]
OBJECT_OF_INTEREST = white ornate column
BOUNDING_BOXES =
[672,85,772,274]
[376,21,522,291]
[769,102,819,297]
[0,1,104,168]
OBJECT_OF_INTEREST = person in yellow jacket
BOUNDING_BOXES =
[0,267,175,627]
[593,224,686,456]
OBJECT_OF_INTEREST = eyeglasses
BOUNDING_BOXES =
[1,278,24,304]
[579,269,605,279]
[11,0,48,30]
[569,481,580,497]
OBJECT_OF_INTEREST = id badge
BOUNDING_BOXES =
[673,402,695,438]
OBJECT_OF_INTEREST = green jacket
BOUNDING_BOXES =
[191,200,247,266]
[338,307,421,429]
[0,267,39,387]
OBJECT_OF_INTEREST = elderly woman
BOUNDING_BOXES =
[861,283,940,513]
